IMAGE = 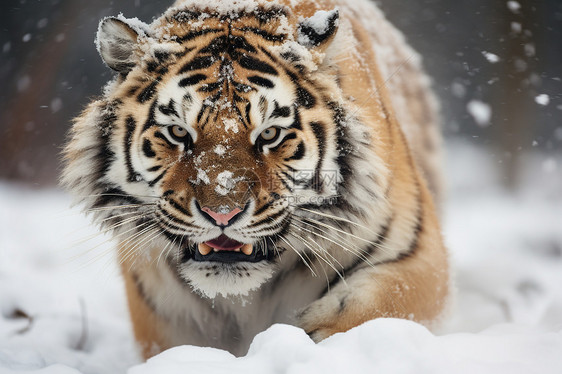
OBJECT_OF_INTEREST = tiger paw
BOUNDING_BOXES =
[298,292,348,342]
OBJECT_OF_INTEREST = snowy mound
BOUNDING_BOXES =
[129,321,562,374]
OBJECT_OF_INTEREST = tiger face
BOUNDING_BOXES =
[66,5,362,297]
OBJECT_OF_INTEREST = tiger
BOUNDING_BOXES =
[62,0,449,359]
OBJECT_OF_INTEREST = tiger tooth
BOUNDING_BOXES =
[198,243,212,256]
[241,244,253,255]
[234,247,241,252]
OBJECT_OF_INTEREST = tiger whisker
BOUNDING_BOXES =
[84,203,157,213]
[68,220,154,272]
[294,215,397,257]
[287,229,335,288]
[290,221,346,269]
[278,235,317,277]
[289,232,330,284]
[64,213,152,255]
[291,216,377,270]
[155,229,179,268]
[118,224,161,267]
[127,228,166,272]
[76,192,160,199]
[294,206,381,236]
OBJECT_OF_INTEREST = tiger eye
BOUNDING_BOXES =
[260,127,278,141]
[170,125,188,139]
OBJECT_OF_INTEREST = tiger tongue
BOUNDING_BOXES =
[205,234,243,251]
[197,235,253,255]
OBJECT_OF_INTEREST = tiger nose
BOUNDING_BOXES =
[199,206,244,226]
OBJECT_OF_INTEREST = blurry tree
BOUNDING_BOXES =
[0,0,170,186]
[492,0,542,189]
[380,0,561,190]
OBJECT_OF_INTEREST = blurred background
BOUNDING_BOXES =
[0,2,561,371]
[0,0,560,189]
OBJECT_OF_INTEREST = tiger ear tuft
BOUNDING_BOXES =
[96,16,149,73]
[296,9,339,50]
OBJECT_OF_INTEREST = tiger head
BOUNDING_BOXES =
[64,3,375,298]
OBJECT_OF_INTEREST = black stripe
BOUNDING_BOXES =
[239,55,278,75]
[258,46,279,64]
[285,141,305,161]
[288,111,302,130]
[276,171,294,193]
[147,165,161,172]
[176,28,223,42]
[298,10,339,47]
[148,169,167,187]
[239,27,285,42]
[321,215,393,296]
[363,204,424,267]
[196,105,208,127]
[232,93,250,129]
[159,208,198,229]
[168,198,191,217]
[154,51,170,62]
[285,68,299,84]
[245,102,252,127]
[198,35,227,55]
[159,213,196,232]
[309,122,326,192]
[91,186,141,209]
[154,131,176,149]
[282,166,312,186]
[131,272,158,314]
[253,7,288,23]
[146,60,159,73]
[178,74,207,87]
[258,96,268,121]
[197,81,222,92]
[170,9,200,22]
[159,99,179,117]
[254,200,273,216]
[142,101,158,132]
[137,79,160,103]
[179,56,216,74]
[124,116,139,182]
[296,87,316,109]
[280,51,300,62]
[94,100,121,181]
[248,76,274,88]
[127,85,140,97]
[269,132,297,153]
[142,139,156,158]
[329,102,353,196]
[228,35,256,53]
[393,192,424,262]
[271,101,291,118]
[246,209,286,229]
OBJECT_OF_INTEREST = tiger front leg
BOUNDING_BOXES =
[297,228,449,342]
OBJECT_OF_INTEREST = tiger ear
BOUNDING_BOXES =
[296,9,339,52]
[96,16,149,73]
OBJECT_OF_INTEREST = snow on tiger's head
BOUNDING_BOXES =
[62,1,371,297]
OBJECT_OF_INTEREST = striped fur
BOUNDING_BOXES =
[62,0,449,358]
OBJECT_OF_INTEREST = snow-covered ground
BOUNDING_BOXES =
[1,141,561,374]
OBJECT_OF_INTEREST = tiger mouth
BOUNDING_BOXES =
[192,234,266,263]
